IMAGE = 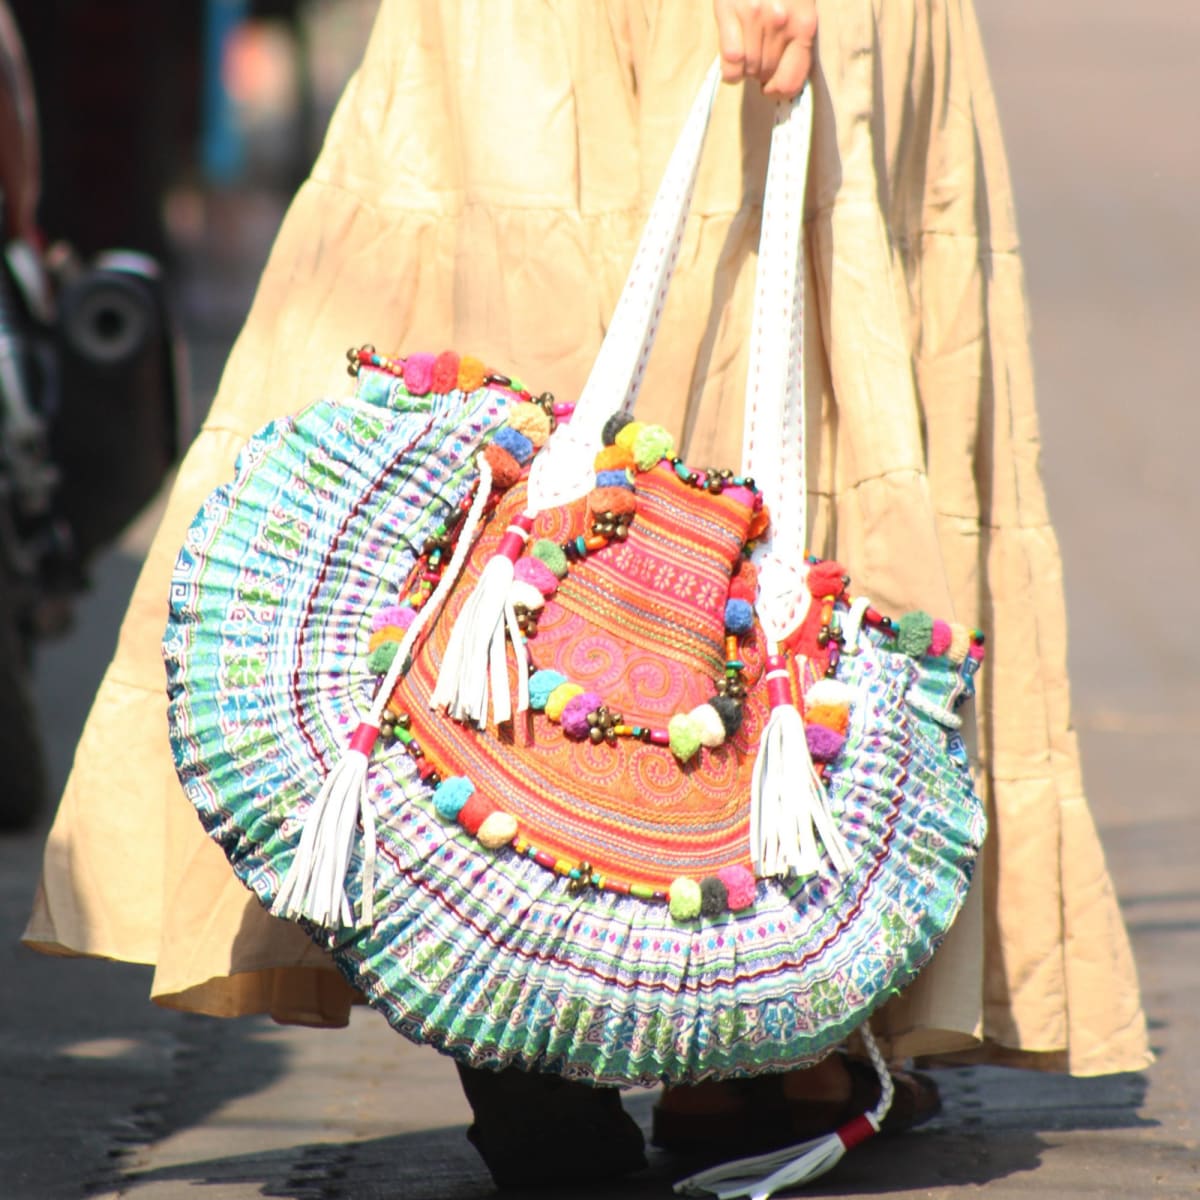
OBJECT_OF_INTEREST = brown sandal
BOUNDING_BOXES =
[652,1055,941,1160]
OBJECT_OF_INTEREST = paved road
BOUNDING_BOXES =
[4,3,1198,1198]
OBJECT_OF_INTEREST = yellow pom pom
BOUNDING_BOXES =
[947,624,972,664]
[544,683,584,722]
[508,404,553,448]
[613,420,646,454]
[478,811,519,849]
[367,626,405,651]
[457,355,487,393]
[668,877,703,921]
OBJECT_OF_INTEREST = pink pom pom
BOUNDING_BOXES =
[403,352,436,396]
[431,350,460,393]
[514,557,559,597]
[560,692,602,739]
[969,639,986,661]
[806,724,847,762]
[717,865,757,911]
[929,619,953,656]
[371,604,415,633]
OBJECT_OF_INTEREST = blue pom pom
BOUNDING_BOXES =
[595,468,634,490]
[724,598,755,636]
[493,426,535,465]
[529,669,568,710]
[433,776,475,821]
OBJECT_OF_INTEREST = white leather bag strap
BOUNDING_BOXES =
[527,61,722,513]
[742,87,814,643]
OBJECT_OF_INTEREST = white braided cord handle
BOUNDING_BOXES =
[527,64,814,642]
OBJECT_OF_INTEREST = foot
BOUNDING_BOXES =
[457,1063,647,1190]
[652,1053,941,1159]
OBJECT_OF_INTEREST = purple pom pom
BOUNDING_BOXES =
[371,604,415,633]
[806,724,847,762]
[561,691,602,739]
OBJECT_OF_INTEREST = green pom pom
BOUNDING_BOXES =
[632,424,675,472]
[531,538,569,579]
[896,610,934,657]
[669,877,703,922]
[668,713,703,762]
[368,641,400,674]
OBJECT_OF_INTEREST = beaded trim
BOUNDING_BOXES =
[354,349,985,922]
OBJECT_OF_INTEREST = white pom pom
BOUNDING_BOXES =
[688,704,728,748]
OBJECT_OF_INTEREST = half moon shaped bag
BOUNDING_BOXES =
[165,65,985,1193]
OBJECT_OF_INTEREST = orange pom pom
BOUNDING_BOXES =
[368,626,405,651]
[457,355,487,393]
[747,506,771,540]
[594,445,636,472]
[804,703,849,735]
[482,443,522,489]
[587,487,637,515]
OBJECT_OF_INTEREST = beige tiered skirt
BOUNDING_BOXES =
[25,0,1150,1075]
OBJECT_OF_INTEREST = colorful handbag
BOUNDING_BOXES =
[165,66,985,1196]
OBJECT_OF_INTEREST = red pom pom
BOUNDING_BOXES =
[807,560,849,599]
[431,350,460,393]
[457,792,498,836]
[481,443,522,489]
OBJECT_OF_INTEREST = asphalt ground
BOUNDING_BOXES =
[3,3,1197,1198]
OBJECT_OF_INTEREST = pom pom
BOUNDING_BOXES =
[458,791,498,836]
[668,713,703,762]
[545,683,584,722]
[561,692,603,739]
[493,425,535,465]
[587,487,637,516]
[717,865,757,911]
[805,703,849,735]
[806,724,847,762]
[602,412,635,446]
[368,626,406,652]
[969,638,986,661]
[708,695,744,737]
[368,642,400,673]
[613,420,646,454]
[514,556,559,597]
[631,424,675,471]
[371,604,415,633]
[805,679,852,708]
[402,352,436,396]
[457,355,487,393]
[478,811,519,849]
[699,876,729,918]
[688,704,727,748]
[481,443,522,489]
[896,610,934,657]
[806,560,849,599]
[531,539,569,579]
[668,877,703,921]
[747,506,770,540]
[434,776,475,821]
[594,445,636,472]
[595,469,634,490]
[508,580,545,611]
[431,350,460,393]
[728,559,759,602]
[929,618,953,657]
[724,598,755,636]
[508,403,552,448]
[529,669,567,710]
[947,624,972,664]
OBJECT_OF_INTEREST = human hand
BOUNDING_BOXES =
[713,0,817,99]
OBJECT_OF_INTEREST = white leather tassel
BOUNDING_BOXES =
[272,723,379,930]
[431,456,534,728]
[674,1027,895,1200]
[750,654,853,879]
